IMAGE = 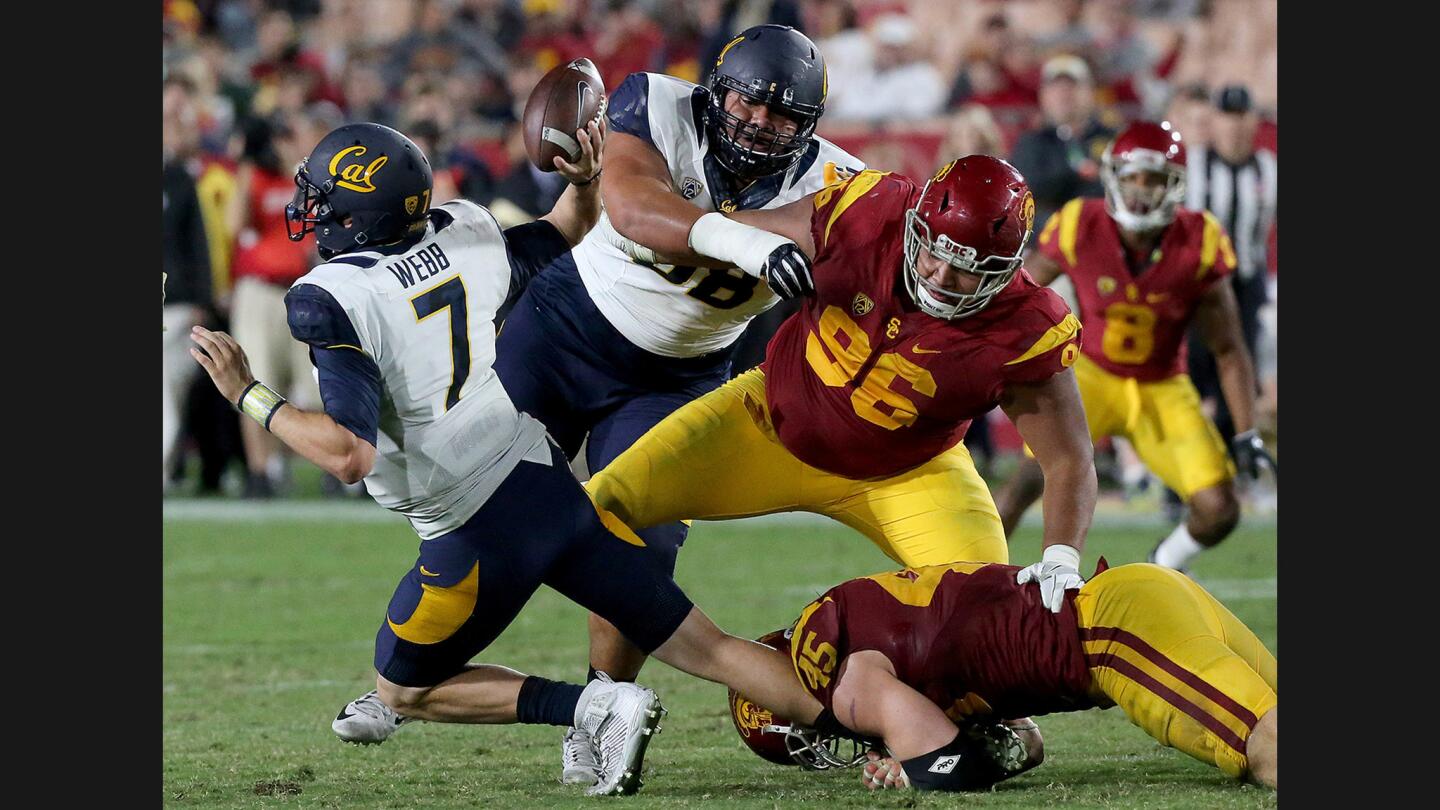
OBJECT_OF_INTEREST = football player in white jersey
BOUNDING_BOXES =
[469,26,863,783]
[189,121,841,795]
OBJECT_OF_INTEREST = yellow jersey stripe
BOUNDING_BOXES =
[1198,211,1221,280]
[1057,198,1084,267]
[320,343,368,355]
[1038,211,1062,249]
[1083,637,1254,743]
[861,562,990,607]
[1004,313,1082,366]
[823,170,887,248]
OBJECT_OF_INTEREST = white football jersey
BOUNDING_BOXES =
[291,200,550,539]
[574,72,864,358]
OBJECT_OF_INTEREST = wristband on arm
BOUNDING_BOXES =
[236,381,288,432]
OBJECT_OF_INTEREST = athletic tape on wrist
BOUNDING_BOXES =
[1041,544,1081,570]
[237,381,288,432]
[687,212,790,277]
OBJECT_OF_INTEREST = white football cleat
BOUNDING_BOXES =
[573,674,666,796]
[332,690,408,744]
[560,727,601,786]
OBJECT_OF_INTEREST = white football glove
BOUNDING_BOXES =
[1016,544,1084,613]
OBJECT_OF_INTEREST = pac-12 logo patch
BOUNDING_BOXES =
[852,293,874,316]
[680,177,703,200]
[928,756,960,774]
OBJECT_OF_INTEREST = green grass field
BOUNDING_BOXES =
[163,502,1276,808]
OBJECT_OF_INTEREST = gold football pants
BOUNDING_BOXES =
[585,368,1008,567]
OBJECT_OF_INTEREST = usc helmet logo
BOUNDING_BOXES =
[730,693,773,738]
[1019,191,1036,233]
[931,159,957,183]
[328,145,388,193]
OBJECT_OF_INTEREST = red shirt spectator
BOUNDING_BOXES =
[232,166,311,286]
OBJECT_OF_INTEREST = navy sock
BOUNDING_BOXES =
[516,676,585,727]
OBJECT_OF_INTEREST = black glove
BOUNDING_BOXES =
[762,243,815,300]
[1230,429,1277,480]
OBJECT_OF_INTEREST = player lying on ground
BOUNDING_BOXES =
[731,560,1277,791]
[993,121,1275,573]
[189,120,835,796]
[577,156,1097,690]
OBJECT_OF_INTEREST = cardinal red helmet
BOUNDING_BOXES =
[1101,120,1187,232]
[727,629,871,770]
[902,155,1035,320]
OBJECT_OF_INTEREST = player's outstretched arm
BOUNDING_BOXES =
[1003,369,1097,608]
[538,117,606,247]
[831,651,960,761]
[1023,250,1065,287]
[1194,280,1258,437]
[189,326,376,484]
[1194,280,1274,478]
[727,194,819,258]
[601,131,711,257]
[835,651,1041,792]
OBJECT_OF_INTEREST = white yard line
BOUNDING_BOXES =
[164,498,1277,530]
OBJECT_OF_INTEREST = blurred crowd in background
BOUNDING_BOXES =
[163,0,1277,503]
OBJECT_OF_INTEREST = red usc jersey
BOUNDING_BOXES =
[1037,198,1236,382]
[761,171,1080,480]
[232,166,314,287]
[789,562,1097,721]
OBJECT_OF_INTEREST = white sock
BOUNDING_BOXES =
[1154,523,1205,570]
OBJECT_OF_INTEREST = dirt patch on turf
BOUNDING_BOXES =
[252,780,303,796]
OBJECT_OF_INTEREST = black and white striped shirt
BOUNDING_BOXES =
[1185,147,1278,280]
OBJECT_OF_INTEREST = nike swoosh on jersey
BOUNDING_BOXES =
[419,565,440,577]
[912,344,942,354]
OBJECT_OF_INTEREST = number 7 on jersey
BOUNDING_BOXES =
[411,277,470,410]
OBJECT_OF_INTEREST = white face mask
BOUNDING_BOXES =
[1102,152,1186,233]
[901,203,1028,320]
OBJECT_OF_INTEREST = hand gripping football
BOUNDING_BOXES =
[523,58,607,171]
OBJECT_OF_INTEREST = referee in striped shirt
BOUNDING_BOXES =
[1185,85,1277,442]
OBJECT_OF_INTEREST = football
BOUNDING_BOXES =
[523,57,606,172]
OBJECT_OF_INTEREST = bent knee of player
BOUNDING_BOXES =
[1188,485,1240,543]
[649,607,717,671]
[584,471,640,524]
[1244,707,1277,788]
[375,675,431,716]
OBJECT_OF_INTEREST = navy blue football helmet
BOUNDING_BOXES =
[286,123,434,259]
[705,25,828,178]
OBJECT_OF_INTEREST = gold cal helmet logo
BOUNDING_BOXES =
[328,145,388,193]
